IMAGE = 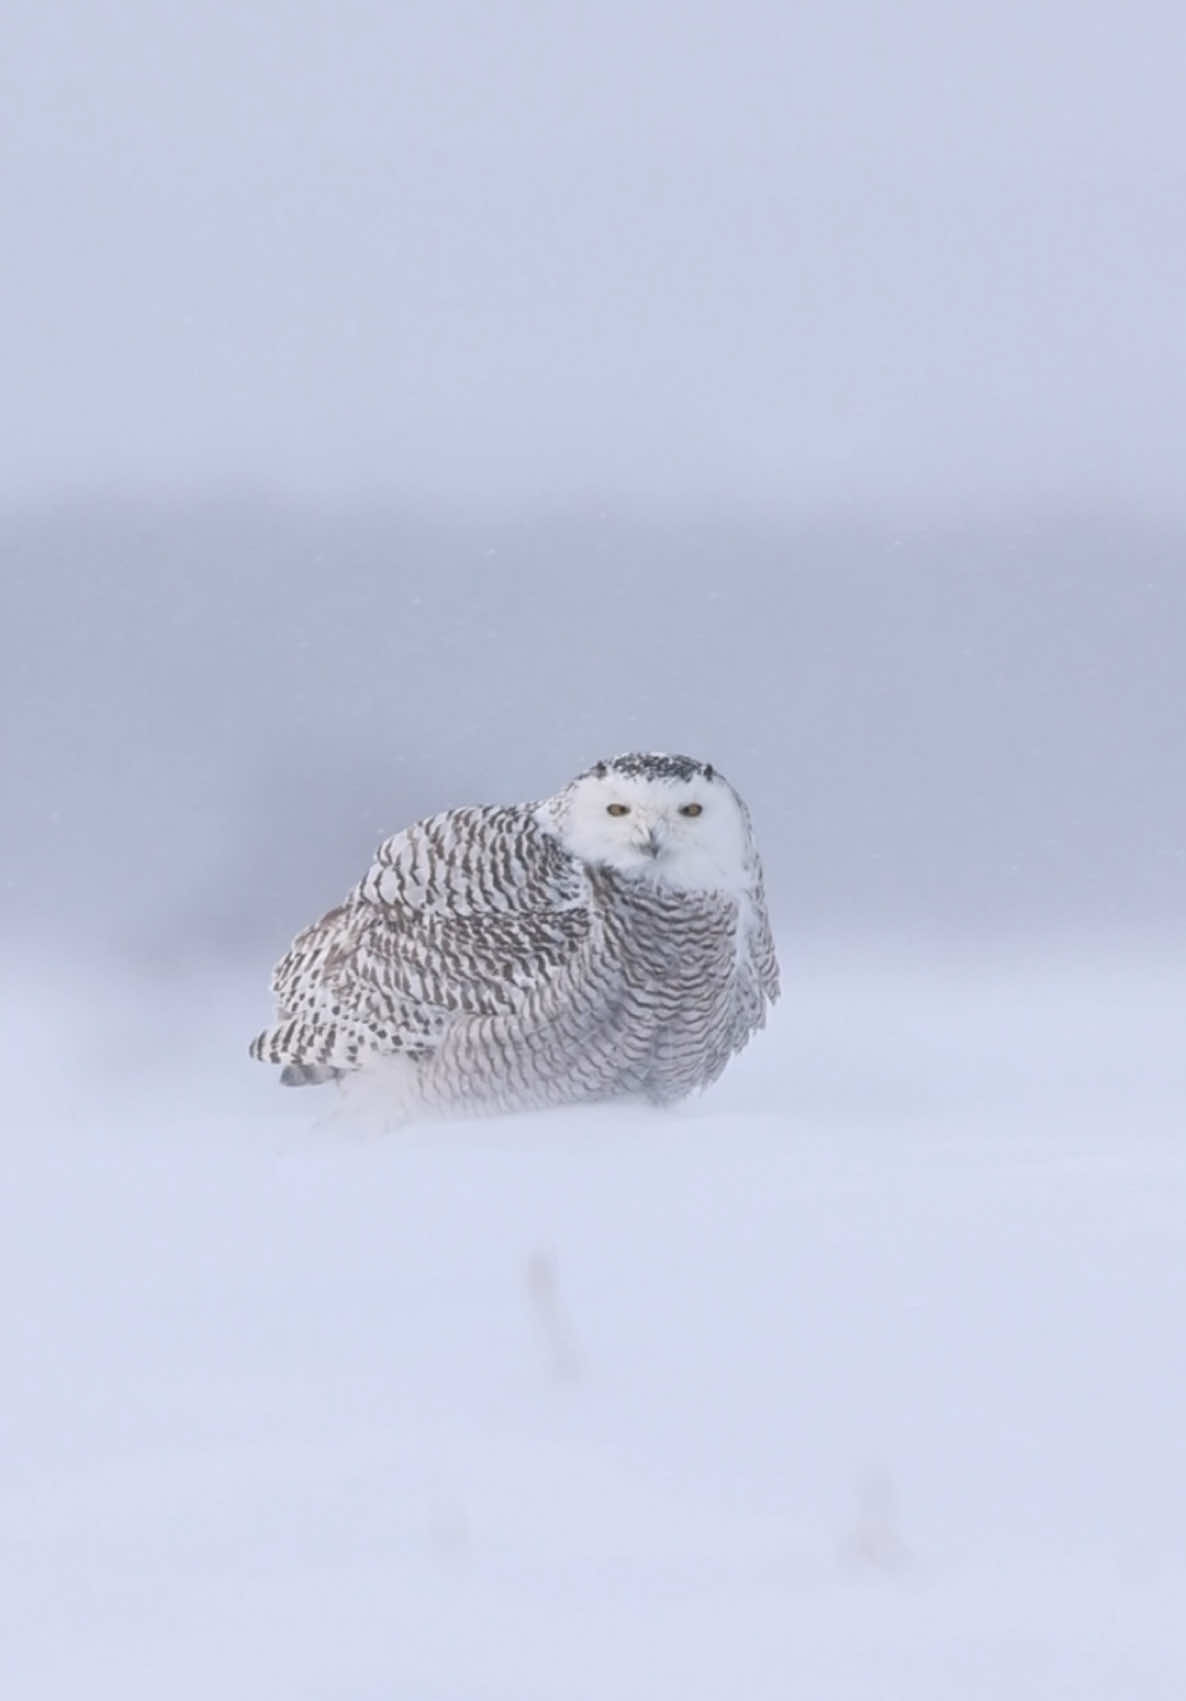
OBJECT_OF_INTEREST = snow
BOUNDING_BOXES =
[4,940,1185,1699]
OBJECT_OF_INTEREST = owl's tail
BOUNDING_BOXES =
[249,1014,366,1083]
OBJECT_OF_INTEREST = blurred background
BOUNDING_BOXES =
[4,0,1185,974]
[5,506,1186,970]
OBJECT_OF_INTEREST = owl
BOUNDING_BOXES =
[250,753,779,1117]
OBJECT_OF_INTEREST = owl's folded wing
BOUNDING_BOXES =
[250,806,592,1071]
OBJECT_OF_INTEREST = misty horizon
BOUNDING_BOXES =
[4,496,1185,970]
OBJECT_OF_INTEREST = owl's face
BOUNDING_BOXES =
[548,754,753,893]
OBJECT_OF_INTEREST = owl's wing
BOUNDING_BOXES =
[745,860,781,1004]
[250,806,592,1072]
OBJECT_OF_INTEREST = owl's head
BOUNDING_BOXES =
[543,753,756,893]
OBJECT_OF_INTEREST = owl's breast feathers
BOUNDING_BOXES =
[250,804,777,1109]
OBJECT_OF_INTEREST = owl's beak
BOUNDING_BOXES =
[640,827,663,858]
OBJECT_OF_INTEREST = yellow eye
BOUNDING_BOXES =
[680,802,703,817]
[606,802,629,817]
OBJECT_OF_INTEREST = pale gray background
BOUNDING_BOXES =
[4,0,1184,968]
[4,507,1185,964]
[5,0,1186,517]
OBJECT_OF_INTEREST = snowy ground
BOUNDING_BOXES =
[4,940,1185,1700]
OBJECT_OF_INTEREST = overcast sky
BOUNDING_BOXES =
[5,0,1185,517]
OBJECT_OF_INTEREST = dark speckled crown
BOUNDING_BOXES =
[589,752,716,784]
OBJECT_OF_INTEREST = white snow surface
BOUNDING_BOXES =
[4,939,1185,1699]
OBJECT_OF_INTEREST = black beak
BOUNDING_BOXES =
[641,829,662,858]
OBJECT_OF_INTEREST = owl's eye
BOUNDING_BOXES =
[606,803,630,817]
[680,802,703,818]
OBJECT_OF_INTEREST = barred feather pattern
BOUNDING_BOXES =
[250,795,779,1116]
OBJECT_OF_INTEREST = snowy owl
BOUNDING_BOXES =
[250,753,779,1118]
